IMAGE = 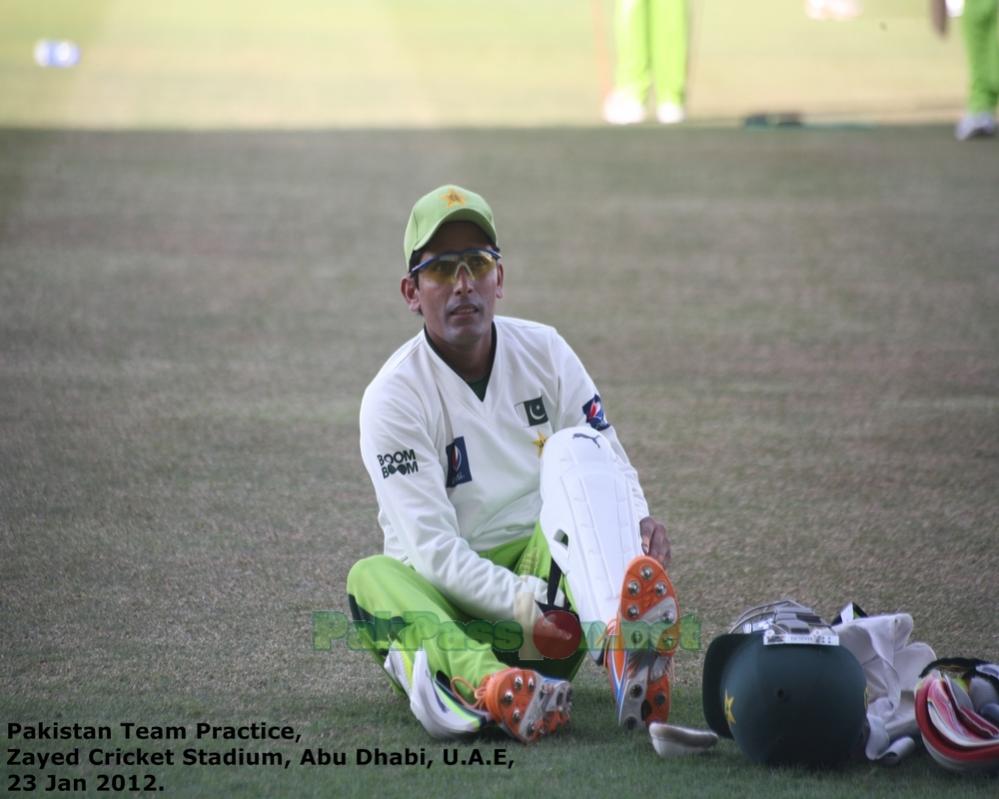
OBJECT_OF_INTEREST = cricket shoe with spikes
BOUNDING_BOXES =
[453,667,572,744]
[606,555,680,730]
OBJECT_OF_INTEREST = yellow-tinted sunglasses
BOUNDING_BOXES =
[410,247,500,284]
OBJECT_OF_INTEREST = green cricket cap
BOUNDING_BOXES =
[403,185,498,269]
[702,632,867,767]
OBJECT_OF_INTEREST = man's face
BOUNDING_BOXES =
[401,221,504,352]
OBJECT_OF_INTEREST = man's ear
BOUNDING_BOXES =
[495,261,504,300]
[401,274,421,313]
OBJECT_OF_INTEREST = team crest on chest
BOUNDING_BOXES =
[520,396,549,426]
[445,437,473,487]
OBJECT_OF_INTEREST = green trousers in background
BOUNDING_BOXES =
[963,0,999,112]
[346,524,586,701]
[612,0,689,107]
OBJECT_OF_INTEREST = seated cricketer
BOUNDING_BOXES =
[347,185,679,743]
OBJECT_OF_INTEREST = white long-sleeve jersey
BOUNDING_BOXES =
[358,315,649,623]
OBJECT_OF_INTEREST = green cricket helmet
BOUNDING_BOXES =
[702,600,867,767]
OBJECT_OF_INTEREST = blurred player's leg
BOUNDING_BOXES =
[604,0,651,123]
[649,0,688,123]
[956,0,999,139]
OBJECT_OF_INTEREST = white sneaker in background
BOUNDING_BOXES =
[656,102,685,125]
[602,91,646,125]
[954,111,997,141]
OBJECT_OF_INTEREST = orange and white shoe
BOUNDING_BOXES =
[453,667,572,743]
[605,555,680,730]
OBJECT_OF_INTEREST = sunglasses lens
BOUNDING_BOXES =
[464,252,494,278]
[418,249,497,283]
[424,255,460,281]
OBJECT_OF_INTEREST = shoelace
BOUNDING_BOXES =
[450,674,488,711]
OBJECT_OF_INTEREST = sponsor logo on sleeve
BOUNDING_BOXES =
[445,437,473,487]
[377,449,419,478]
[521,396,549,426]
[582,394,610,431]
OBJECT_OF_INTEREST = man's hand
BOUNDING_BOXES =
[640,516,671,570]
[516,592,577,661]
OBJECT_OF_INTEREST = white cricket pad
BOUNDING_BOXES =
[383,647,487,739]
[539,426,643,634]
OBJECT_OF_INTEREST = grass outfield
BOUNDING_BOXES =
[0,0,968,128]
[1,126,997,796]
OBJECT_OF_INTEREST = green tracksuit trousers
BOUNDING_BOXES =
[963,0,999,113]
[346,524,586,701]
[612,0,689,107]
